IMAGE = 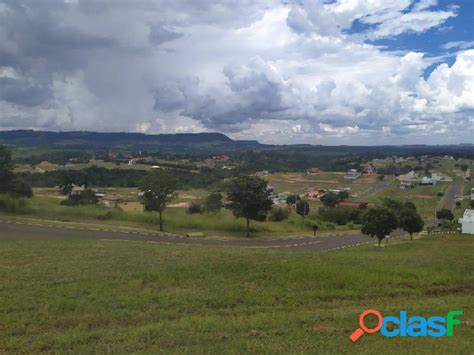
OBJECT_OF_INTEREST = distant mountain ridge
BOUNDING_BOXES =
[0,130,262,151]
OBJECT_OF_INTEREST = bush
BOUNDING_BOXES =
[0,195,32,214]
[268,207,290,222]
[204,192,223,212]
[286,194,300,205]
[318,207,365,225]
[436,209,454,221]
[187,202,203,214]
[8,178,33,198]
[61,189,98,206]
[97,210,115,220]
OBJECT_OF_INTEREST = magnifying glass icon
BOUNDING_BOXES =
[349,309,383,342]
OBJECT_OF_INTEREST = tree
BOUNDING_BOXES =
[204,192,223,212]
[296,200,310,218]
[286,194,300,205]
[268,207,290,222]
[0,145,14,193]
[9,178,33,198]
[382,198,404,216]
[225,176,273,237]
[403,201,417,211]
[58,171,79,196]
[320,192,338,208]
[187,202,202,214]
[61,189,98,206]
[337,190,349,201]
[139,171,178,231]
[399,209,424,240]
[436,209,454,221]
[361,207,399,247]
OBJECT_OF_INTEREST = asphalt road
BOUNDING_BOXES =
[354,175,394,200]
[0,220,406,251]
[440,181,463,210]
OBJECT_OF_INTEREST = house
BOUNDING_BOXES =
[362,164,376,174]
[99,194,144,212]
[399,181,414,189]
[305,188,326,200]
[398,170,418,182]
[70,184,86,196]
[458,209,474,234]
[420,176,436,185]
[271,192,290,205]
[344,169,361,179]
[431,172,453,182]
[306,167,321,175]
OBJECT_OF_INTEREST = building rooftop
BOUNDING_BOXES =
[460,209,474,223]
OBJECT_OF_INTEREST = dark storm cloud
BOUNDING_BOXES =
[0,77,51,106]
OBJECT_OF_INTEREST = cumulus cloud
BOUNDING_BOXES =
[0,0,472,144]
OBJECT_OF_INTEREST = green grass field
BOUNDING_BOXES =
[0,234,472,353]
[364,180,448,218]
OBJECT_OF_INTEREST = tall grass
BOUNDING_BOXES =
[0,196,347,237]
[0,194,33,214]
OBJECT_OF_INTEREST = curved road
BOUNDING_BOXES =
[0,220,406,251]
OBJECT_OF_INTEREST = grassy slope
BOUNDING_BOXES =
[0,234,472,353]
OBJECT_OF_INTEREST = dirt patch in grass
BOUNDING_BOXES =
[282,174,338,184]
[178,193,198,199]
[168,202,191,208]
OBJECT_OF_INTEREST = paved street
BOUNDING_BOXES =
[0,220,406,251]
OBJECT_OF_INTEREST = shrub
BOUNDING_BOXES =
[97,210,115,220]
[0,195,32,214]
[436,209,454,221]
[187,202,203,214]
[268,207,290,222]
[8,178,33,198]
[286,194,300,205]
[204,192,223,212]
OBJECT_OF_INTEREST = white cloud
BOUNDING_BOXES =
[0,0,471,145]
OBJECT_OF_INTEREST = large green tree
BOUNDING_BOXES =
[0,145,14,193]
[204,192,223,213]
[296,200,310,218]
[139,171,178,231]
[225,176,273,237]
[436,209,454,221]
[361,207,399,247]
[320,192,338,208]
[399,209,424,240]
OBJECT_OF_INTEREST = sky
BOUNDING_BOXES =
[0,0,473,145]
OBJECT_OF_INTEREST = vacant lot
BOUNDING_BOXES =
[364,180,449,218]
[0,195,355,238]
[0,234,472,353]
[266,172,376,195]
